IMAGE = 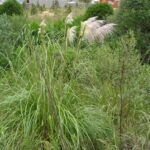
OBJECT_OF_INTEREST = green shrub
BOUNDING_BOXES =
[30,3,38,15]
[0,0,23,16]
[30,21,40,37]
[114,0,150,62]
[84,2,113,20]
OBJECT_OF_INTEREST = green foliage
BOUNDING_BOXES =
[51,0,60,9]
[39,4,46,12]
[65,5,72,14]
[0,14,15,68]
[30,3,38,15]
[22,1,28,11]
[71,15,85,36]
[0,14,28,68]
[79,0,91,3]
[9,15,28,33]
[0,5,2,14]
[114,0,150,62]
[45,20,65,41]
[84,2,113,20]
[0,9,150,150]
[0,0,23,16]
[0,19,150,149]
[73,15,85,26]
[30,22,40,37]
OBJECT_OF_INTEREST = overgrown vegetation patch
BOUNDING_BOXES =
[0,1,150,149]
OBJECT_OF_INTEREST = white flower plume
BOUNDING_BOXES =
[96,24,116,43]
[67,26,77,43]
[65,13,73,24]
[80,16,104,42]
[38,28,41,34]
[85,16,98,24]
[40,20,46,28]
[80,16,115,43]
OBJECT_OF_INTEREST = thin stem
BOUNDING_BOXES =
[119,40,126,150]
[64,23,67,54]
[35,50,69,150]
[119,60,125,150]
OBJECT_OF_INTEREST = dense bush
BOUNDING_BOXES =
[114,0,150,62]
[0,0,23,16]
[84,2,113,20]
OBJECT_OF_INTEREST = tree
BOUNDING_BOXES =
[115,0,150,62]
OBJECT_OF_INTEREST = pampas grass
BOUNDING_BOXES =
[67,26,77,43]
[65,15,115,43]
[65,12,73,25]
[96,23,116,43]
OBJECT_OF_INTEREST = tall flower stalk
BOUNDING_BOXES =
[64,13,74,53]
[37,20,69,150]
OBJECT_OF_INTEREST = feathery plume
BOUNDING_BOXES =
[38,20,46,35]
[67,26,77,43]
[85,16,98,24]
[40,20,46,28]
[80,16,115,42]
[80,17,104,42]
[96,23,116,43]
[38,28,41,34]
[81,23,95,42]
[65,13,73,24]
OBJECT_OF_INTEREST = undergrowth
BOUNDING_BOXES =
[0,17,150,150]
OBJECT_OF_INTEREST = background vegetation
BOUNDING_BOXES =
[0,0,23,16]
[84,2,113,20]
[113,0,150,62]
